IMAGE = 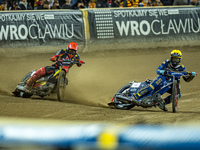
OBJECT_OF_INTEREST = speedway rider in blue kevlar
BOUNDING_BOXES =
[24,42,84,93]
[132,49,196,111]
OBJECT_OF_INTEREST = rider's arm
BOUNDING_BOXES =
[179,64,195,82]
[74,54,84,67]
[50,49,66,62]
[183,71,195,82]
[50,55,59,62]
[183,75,195,82]
[156,60,168,75]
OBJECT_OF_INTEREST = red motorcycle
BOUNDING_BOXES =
[13,58,85,101]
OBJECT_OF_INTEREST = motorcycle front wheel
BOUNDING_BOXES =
[57,70,67,102]
[172,80,179,113]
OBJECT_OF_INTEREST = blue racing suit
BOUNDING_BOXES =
[133,59,194,104]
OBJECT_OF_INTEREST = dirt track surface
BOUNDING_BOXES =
[0,46,200,125]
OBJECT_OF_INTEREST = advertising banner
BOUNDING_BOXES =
[0,10,85,47]
[88,7,200,43]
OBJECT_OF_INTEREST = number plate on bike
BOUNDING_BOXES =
[131,83,141,88]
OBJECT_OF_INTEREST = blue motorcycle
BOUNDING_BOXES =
[108,71,196,113]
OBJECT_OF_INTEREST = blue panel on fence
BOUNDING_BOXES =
[0,124,105,148]
[118,125,200,149]
[1,123,200,149]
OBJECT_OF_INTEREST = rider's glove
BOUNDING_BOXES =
[50,57,58,62]
[79,60,85,64]
[76,60,85,67]
[191,72,197,77]
[159,70,167,75]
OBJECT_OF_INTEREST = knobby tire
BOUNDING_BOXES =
[172,80,178,113]
[57,70,66,102]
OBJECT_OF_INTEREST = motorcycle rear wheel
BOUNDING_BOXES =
[57,70,67,102]
[172,80,178,113]
[13,71,33,98]
[113,84,135,110]
[21,71,33,83]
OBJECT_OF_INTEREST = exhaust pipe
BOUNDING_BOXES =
[115,94,139,105]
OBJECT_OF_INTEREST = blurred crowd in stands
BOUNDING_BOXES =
[0,0,199,11]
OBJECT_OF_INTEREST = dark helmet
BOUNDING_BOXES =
[170,49,182,68]
[67,42,79,58]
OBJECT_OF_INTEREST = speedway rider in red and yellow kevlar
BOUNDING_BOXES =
[132,49,196,111]
[25,42,84,92]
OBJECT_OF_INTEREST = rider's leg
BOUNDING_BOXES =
[26,66,55,88]
[157,82,181,111]
[133,75,168,111]
[133,85,155,99]
[163,92,181,104]
[152,93,168,111]
[133,75,164,100]
[163,95,171,104]
[157,99,168,111]
[26,67,46,88]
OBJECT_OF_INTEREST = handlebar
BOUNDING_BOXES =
[57,59,85,65]
[167,71,188,78]
[165,71,196,78]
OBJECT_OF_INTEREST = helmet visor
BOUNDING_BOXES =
[68,49,76,55]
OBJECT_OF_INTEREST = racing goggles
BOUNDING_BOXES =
[68,49,76,55]
[171,57,180,63]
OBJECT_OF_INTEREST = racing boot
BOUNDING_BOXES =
[157,99,168,111]
[25,67,46,93]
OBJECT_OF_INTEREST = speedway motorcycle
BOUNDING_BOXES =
[13,58,85,102]
[108,71,196,113]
